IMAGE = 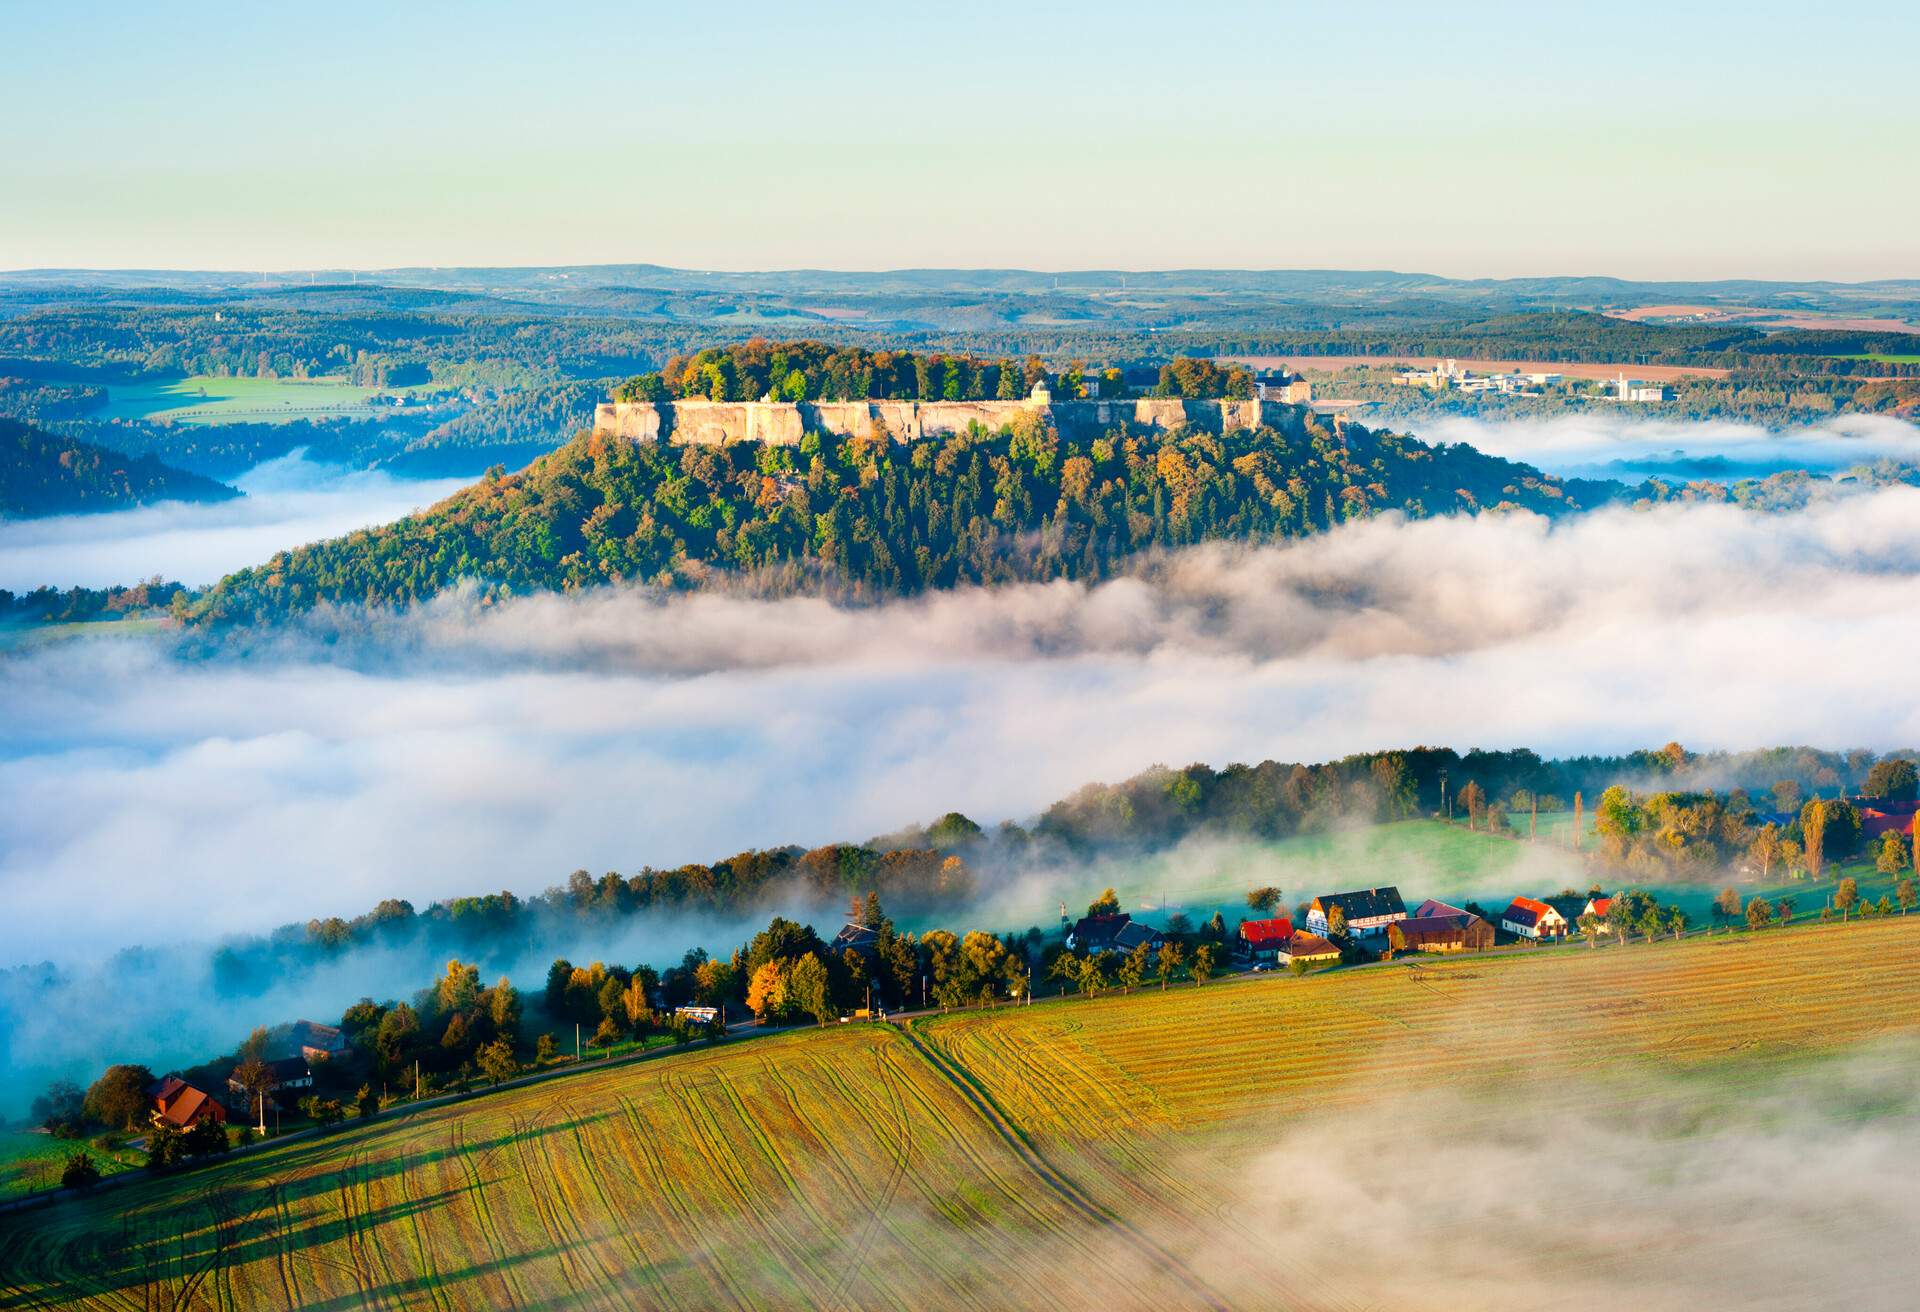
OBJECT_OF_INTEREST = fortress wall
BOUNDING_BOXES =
[593,398,1307,446]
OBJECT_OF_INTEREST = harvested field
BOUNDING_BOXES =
[1224,354,1731,381]
[4,919,1918,1310]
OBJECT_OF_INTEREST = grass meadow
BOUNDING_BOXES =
[101,376,399,425]
[4,916,1918,1310]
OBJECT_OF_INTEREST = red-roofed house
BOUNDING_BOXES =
[1501,896,1570,940]
[1238,917,1296,961]
[1389,913,1495,954]
[148,1076,226,1129]
[1858,800,1920,841]
[1583,895,1614,922]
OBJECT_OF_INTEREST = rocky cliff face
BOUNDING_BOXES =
[593,397,1304,445]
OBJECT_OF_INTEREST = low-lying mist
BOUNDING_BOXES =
[0,452,467,590]
[1418,411,1920,481]
[11,467,1920,1109]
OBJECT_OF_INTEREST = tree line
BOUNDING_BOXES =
[181,407,1604,625]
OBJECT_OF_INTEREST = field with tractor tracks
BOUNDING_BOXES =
[5,917,1919,1311]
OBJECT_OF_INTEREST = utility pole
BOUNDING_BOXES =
[575,1022,581,1062]
[1439,770,1448,821]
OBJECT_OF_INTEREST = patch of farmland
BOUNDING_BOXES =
[6,920,1919,1310]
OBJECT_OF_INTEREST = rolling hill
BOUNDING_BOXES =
[0,418,237,518]
[184,412,1617,625]
[5,917,1916,1310]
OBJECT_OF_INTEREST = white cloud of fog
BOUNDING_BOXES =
[1178,1040,1920,1310]
[1417,411,1920,480]
[0,453,467,590]
[11,484,1920,969]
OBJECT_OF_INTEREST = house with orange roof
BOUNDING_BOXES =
[147,1075,227,1129]
[1501,896,1570,940]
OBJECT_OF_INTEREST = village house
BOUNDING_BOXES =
[1305,887,1408,939]
[1501,896,1570,940]
[1544,894,1592,928]
[1278,930,1341,965]
[1238,916,1295,962]
[227,1055,314,1115]
[1413,898,1471,920]
[281,1020,349,1064]
[1066,913,1165,955]
[147,1075,227,1129]
[1582,895,1614,922]
[1856,798,1920,841]
[830,921,881,961]
[1388,913,1495,954]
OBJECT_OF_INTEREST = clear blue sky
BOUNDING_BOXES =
[4,0,1916,279]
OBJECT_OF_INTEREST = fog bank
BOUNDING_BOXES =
[10,484,1920,967]
[0,453,466,590]
[1418,411,1920,480]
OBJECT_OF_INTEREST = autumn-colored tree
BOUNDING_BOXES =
[1876,830,1910,874]
[1744,897,1774,931]
[1898,877,1917,915]
[1192,944,1217,984]
[1456,781,1486,829]
[745,960,788,1022]
[476,1039,518,1086]
[1118,942,1151,993]
[1246,886,1282,914]
[1087,887,1120,917]
[1577,911,1602,949]
[1801,800,1827,879]
[1156,941,1184,988]
[1326,905,1348,938]
[1834,876,1859,920]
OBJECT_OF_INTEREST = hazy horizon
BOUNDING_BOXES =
[6,1,1918,279]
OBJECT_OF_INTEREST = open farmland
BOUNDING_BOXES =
[101,376,393,425]
[5,919,1920,1311]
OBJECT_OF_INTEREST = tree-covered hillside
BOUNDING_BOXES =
[187,410,1616,624]
[0,419,237,518]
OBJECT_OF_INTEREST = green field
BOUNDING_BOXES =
[101,375,399,425]
[0,1130,142,1199]
[5,917,1917,1310]
[1830,352,1920,364]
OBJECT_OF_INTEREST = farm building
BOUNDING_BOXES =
[1545,894,1592,927]
[1501,896,1570,940]
[1305,887,1407,939]
[831,921,881,961]
[1413,898,1471,920]
[1389,913,1495,954]
[1582,895,1614,922]
[1278,931,1341,965]
[1066,913,1165,955]
[1857,799,1920,841]
[280,1019,349,1064]
[227,1056,315,1113]
[1238,917,1296,961]
[147,1076,227,1129]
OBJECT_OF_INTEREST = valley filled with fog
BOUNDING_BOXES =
[6,417,1920,1104]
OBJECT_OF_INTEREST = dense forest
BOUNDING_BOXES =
[615,341,1249,404]
[183,408,1613,625]
[0,420,236,518]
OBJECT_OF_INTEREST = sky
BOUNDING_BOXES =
[3,0,1917,279]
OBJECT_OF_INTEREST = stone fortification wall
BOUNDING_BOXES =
[593,397,1302,446]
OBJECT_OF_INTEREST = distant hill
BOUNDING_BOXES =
[186,409,1619,625]
[0,419,237,518]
